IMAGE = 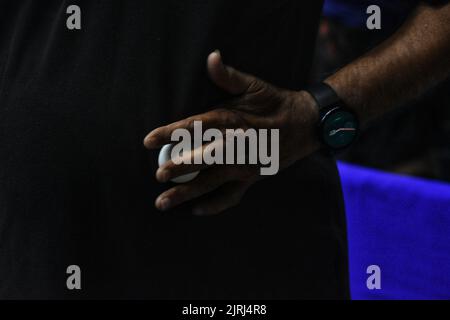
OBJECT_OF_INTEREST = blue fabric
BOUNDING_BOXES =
[338,162,450,299]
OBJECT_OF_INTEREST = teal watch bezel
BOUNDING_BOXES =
[318,105,359,152]
[306,82,359,153]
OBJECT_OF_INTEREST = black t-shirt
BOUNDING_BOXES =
[0,0,351,299]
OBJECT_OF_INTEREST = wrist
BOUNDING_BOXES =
[298,90,320,124]
[290,90,322,155]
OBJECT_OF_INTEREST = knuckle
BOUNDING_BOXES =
[247,79,264,94]
[185,118,196,131]
[217,109,239,127]
[226,115,240,128]
[169,185,189,199]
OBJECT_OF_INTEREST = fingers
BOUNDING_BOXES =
[148,51,268,215]
[192,182,250,216]
[155,166,235,211]
[143,109,236,149]
[155,141,217,182]
[156,160,205,184]
[207,50,261,95]
[143,114,209,150]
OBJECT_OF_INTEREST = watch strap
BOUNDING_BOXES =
[306,82,340,112]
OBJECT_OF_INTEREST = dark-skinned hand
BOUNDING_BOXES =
[144,51,320,216]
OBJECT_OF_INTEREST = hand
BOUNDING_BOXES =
[144,51,320,216]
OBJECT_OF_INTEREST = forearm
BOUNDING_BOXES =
[325,3,450,125]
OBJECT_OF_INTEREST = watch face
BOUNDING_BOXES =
[321,109,358,149]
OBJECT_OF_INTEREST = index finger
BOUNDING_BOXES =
[143,108,240,149]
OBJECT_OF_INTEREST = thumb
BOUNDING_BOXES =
[207,50,258,95]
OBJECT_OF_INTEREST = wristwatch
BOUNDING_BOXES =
[306,82,359,153]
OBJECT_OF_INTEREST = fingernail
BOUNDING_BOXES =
[214,49,221,58]
[144,135,156,147]
[158,197,171,211]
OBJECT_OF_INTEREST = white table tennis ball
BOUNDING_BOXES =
[158,144,200,184]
